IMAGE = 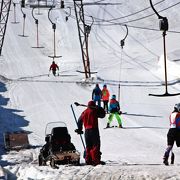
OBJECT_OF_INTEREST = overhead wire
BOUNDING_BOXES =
[81,0,180,34]
[67,12,180,34]
[92,0,165,22]
[119,1,180,24]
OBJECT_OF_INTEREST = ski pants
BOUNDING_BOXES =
[108,112,122,126]
[93,96,101,107]
[84,128,101,165]
[52,70,56,76]
[103,100,109,113]
[164,128,180,158]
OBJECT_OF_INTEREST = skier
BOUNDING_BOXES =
[163,103,180,165]
[92,84,102,107]
[75,100,106,166]
[106,94,123,128]
[101,84,110,113]
[49,61,59,76]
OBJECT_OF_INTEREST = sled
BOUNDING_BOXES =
[3,131,29,150]
[38,121,80,168]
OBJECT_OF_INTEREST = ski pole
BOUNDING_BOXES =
[48,70,51,77]
[74,102,106,119]
[70,104,86,150]
[74,102,97,109]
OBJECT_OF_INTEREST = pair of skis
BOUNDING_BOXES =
[104,125,122,129]
[48,70,59,77]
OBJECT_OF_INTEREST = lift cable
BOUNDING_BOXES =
[67,12,180,34]
[119,1,180,24]
[92,0,165,22]
[79,1,180,32]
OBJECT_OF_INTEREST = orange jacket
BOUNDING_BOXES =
[101,88,110,101]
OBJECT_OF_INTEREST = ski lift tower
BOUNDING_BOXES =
[0,0,12,56]
[149,0,180,96]
[73,0,91,79]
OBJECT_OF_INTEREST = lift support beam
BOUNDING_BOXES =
[0,0,12,55]
[73,0,91,79]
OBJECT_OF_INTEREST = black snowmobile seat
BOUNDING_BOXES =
[51,127,70,141]
[51,127,72,152]
[52,127,68,137]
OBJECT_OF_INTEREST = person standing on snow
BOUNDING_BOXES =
[101,84,110,113]
[49,61,59,76]
[92,84,102,107]
[75,100,106,166]
[106,94,123,128]
[163,103,180,165]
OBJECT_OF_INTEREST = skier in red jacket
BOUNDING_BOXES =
[49,61,59,76]
[75,100,105,166]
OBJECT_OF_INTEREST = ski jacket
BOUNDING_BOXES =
[169,111,180,129]
[92,87,102,101]
[78,108,99,130]
[101,88,110,101]
[50,63,59,71]
[109,99,120,113]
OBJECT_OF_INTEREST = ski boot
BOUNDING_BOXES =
[163,155,169,166]
[106,123,110,128]
[100,161,106,165]
[171,152,175,165]
[119,124,123,128]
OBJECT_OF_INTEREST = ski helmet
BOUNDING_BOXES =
[103,84,107,88]
[88,100,96,107]
[112,94,116,99]
[174,103,180,112]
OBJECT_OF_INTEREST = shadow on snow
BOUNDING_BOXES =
[0,81,30,167]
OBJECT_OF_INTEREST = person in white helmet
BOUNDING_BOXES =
[163,103,180,165]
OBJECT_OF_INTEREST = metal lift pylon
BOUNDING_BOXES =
[73,0,91,79]
[0,0,12,56]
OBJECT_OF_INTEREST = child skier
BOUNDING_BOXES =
[106,94,123,128]
[163,103,180,165]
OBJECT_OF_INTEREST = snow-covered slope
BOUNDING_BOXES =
[1,0,180,179]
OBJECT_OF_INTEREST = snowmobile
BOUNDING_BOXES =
[38,122,80,168]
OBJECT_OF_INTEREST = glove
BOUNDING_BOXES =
[75,129,83,134]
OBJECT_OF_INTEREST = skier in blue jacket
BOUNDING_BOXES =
[106,94,123,128]
[92,84,102,107]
